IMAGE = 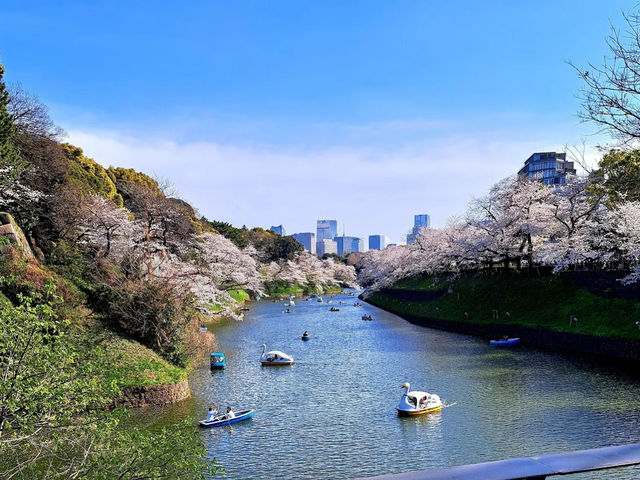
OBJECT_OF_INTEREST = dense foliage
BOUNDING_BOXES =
[0,267,222,479]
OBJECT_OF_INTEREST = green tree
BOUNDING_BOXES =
[202,219,249,248]
[0,278,221,479]
[593,149,640,204]
[0,63,28,195]
[0,279,108,442]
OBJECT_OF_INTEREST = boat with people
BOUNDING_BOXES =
[353,302,362,307]
[329,307,340,312]
[317,296,323,303]
[260,344,294,365]
[490,337,520,346]
[199,409,254,428]
[361,314,372,321]
[397,382,443,416]
[210,352,226,369]
[301,331,310,341]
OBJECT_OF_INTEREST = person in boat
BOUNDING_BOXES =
[206,407,218,422]
[302,330,309,338]
[419,396,427,408]
[225,406,235,420]
[502,335,509,340]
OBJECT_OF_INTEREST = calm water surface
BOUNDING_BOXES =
[135,292,640,479]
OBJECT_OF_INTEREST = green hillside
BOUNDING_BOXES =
[366,271,640,340]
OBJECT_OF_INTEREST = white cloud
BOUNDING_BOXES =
[68,125,594,245]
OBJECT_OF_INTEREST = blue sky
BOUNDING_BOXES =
[0,1,633,243]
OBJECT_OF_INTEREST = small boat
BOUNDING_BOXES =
[329,307,340,312]
[284,308,292,314]
[301,333,310,341]
[317,297,323,303]
[353,302,362,307]
[397,382,442,416]
[490,337,520,346]
[199,409,254,428]
[361,315,372,321]
[260,344,294,366]
[210,352,226,369]
[326,300,333,304]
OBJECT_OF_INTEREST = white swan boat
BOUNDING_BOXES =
[260,344,294,366]
[397,382,442,416]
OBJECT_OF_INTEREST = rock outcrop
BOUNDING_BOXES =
[0,212,34,260]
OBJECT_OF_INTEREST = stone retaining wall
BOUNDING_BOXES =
[368,302,640,366]
[113,380,191,408]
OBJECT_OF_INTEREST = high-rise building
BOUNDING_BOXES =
[269,225,286,235]
[335,236,363,255]
[291,232,316,253]
[316,219,337,242]
[368,234,389,250]
[414,214,430,229]
[407,214,430,244]
[316,220,338,254]
[317,238,338,255]
[518,152,576,186]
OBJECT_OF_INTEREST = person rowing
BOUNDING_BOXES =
[222,406,235,420]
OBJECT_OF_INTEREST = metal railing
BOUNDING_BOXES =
[354,443,640,480]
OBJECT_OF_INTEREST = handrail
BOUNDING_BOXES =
[353,443,640,480]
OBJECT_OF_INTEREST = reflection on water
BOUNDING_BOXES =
[133,293,640,479]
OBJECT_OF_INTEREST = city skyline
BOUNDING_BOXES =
[283,215,421,250]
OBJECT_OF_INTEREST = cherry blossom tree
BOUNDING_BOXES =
[77,195,134,258]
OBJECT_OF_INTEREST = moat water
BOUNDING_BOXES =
[133,292,640,479]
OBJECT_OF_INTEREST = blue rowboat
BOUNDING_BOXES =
[490,337,520,347]
[210,352,226,369]
[199,409,254,428]
[301,335,310,341]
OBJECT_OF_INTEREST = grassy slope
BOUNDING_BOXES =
[228,289,251,303]
[102,332,187,388]
[264,282,343,297]
[367,272,640,340]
